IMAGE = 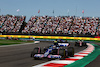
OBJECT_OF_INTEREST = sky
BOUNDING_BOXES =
[0,0,100,22]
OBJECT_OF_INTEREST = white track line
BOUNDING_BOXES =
[49,60,75,64]
[69,57,84,59]
[74,53,88,56]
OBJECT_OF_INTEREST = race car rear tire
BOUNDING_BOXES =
[67,47,74,57]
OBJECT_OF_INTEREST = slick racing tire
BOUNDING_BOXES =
[31,47,41,57]
[67,47,74,57]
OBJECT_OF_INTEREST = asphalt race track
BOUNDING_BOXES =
[0,41,88,67]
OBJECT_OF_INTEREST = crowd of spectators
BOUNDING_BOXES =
[22,16,72,34]
[22,16,100,36]
[0,15,99,36]
[70,17,99,35]
[0,15,25,33]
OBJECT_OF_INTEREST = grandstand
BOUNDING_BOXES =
[0,15,100,37]
[22,16,99,37]
[0,15,26,33]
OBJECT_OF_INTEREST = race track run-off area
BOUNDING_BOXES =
[32,43,94,67]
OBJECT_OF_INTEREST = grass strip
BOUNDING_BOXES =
[0,39,34,45]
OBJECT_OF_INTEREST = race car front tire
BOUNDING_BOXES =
[31,47,41,57]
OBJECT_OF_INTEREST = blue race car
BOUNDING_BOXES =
[31,42,74,60]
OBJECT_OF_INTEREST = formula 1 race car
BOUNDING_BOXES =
[75,40,87,47]
[31,41,74,60]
